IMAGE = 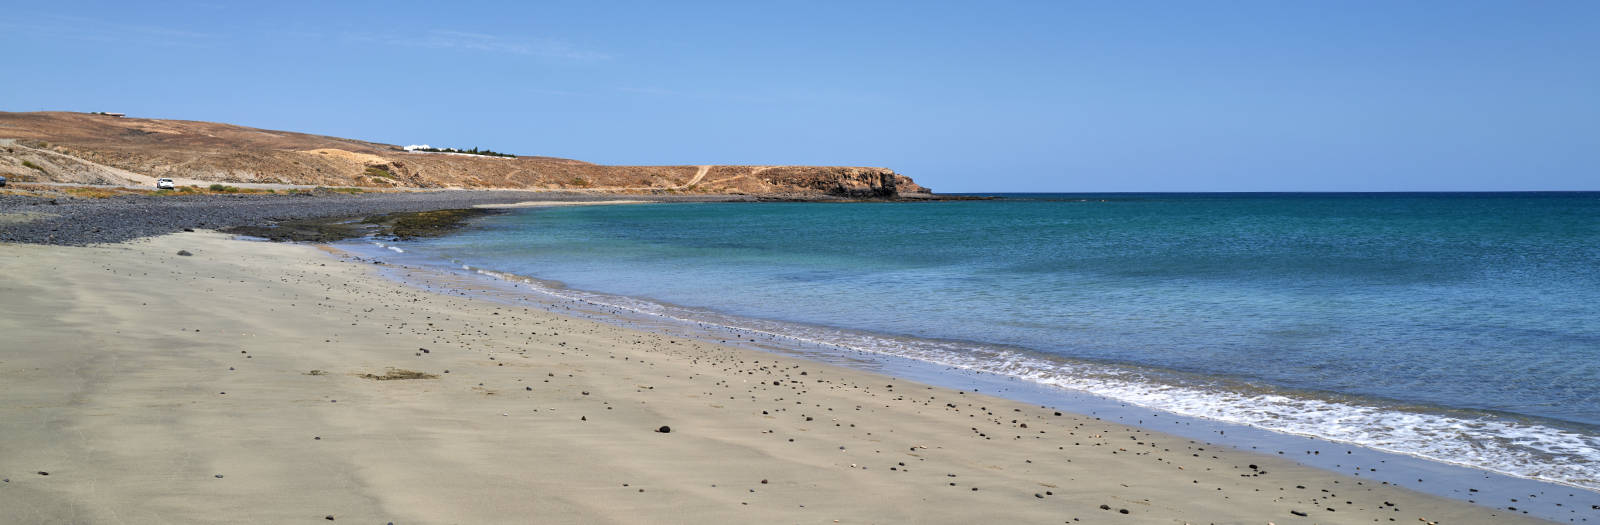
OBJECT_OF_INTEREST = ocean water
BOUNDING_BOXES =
[388,193,1600,490]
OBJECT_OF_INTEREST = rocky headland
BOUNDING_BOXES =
[0,111,931,199]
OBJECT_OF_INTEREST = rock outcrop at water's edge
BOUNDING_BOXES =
[0,111,934,198]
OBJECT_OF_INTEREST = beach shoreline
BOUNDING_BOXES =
[0,231,1558,523]
[333,229,1600,520]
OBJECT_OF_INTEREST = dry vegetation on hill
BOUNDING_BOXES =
[0,112,929,198]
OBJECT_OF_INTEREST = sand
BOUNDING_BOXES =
[0,232,1546,524]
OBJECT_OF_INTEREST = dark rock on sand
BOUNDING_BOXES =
[0,190,747,245]
[657,426,671,433]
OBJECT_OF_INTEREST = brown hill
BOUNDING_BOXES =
[0,111,930,198]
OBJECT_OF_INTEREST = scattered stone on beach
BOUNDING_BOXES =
[1,191,747,246]
[359,368,437,381]
[1290,510,1308,516]
[37,471,49,476]
[177,250,192,256]
[657,426,671,433]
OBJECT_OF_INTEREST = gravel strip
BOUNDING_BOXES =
[0,191,751,245]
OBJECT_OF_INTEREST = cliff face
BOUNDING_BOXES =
[0,112,931,198]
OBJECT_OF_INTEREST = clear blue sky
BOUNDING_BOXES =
[3,1,1596,192]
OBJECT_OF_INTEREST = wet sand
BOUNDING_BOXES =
[0,232,1548,523]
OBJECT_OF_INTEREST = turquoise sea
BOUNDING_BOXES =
[376,193,1600,491]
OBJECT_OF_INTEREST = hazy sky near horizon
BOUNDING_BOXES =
[2,1,1596,192]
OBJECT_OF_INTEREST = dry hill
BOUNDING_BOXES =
[0,111,930,198]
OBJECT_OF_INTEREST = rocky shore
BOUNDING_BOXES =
[0,188,982,246]
[0,191,745,245]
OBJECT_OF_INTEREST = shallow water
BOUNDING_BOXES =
[385,193,1600,491]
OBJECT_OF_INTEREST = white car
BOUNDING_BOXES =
[155,178,175,190]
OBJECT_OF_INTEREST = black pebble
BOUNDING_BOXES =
[1290,510,1308,517]
[657,426,671,433]
[37,471,48,476]
[177,250,192,256]
[215,474,224,478]
[1118,509,1129,514]
[1099,504,1110,510]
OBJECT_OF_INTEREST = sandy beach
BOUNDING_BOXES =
[0,232,1547,524]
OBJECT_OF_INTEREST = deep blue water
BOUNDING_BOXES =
[391,193,1600,489]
